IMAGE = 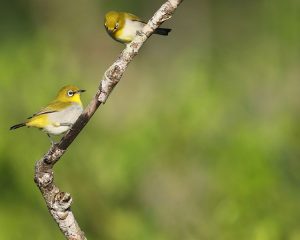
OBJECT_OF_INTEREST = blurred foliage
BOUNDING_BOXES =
[0,0,300,239]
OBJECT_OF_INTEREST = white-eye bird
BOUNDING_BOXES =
[104,11,172,44]
[10,85,85,143]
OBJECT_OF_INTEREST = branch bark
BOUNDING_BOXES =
[34,0,184,239]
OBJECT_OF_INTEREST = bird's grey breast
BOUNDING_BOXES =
[49,103,83,124]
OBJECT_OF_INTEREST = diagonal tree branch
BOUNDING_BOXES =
[34,0,184,239]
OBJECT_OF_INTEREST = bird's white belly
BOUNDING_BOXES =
[44,125,70,135]
[44,103,83,135]
[119,19,145,41]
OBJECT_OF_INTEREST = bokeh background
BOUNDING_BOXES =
[1,0,300,239]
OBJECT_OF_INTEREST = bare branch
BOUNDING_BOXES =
[34,0,184,239]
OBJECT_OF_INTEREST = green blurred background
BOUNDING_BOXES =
[1,0,300,239]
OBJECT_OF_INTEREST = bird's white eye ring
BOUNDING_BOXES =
[67,90,74,97]
[115,22,119,29]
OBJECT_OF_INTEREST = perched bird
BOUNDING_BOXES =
[104,11,172,44]
[10,85,85,144]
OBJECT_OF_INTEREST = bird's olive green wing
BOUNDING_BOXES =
[27,101,71,119]
[27,109,57,119]
[126,13,146,23]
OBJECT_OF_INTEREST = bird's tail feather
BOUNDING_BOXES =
[10,123,26,130]
[154,28,172,36]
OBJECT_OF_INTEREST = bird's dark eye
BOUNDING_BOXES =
[114,22,119,29]
[67,90,74,97]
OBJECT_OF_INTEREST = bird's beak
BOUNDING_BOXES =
[77,89,86,94]
[106,28,115,34]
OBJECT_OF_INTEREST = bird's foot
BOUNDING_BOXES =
[47,133,57,147]
[136,30,144,37]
